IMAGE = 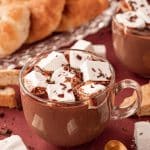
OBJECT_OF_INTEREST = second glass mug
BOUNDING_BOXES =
[19,49,142,147]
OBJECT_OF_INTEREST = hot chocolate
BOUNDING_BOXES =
[21,50,112,146]
[112,0,150,77]
[19,49,142,146]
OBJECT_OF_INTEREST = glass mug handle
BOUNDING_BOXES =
[110,79,142,120]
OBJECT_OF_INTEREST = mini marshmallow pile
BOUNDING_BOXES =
[24,40,111,103]
[116,0,150,29]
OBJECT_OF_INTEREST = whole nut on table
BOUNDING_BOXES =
[104,140,127,150]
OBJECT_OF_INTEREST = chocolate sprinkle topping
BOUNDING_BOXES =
[76,55,82,60]
[67,89,72,93]
[139,132,143,136]
[58,94,64,98]
[97,69,105,78]
[91,68,96,72]
[60,83,67,90]
[91,85,94,88]
[129,15,138,22]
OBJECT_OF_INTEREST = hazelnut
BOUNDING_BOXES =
[104,140,127,150]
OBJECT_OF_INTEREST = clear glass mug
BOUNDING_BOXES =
[112,17,150,78]
[19,49,142,147]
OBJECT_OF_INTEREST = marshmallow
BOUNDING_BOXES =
[116,11,146,29]
[51,66,75,83]
[71,40,94,51]
[70,40,93,69]
[80,60,111,82]
[93,45,106,57]
[37,51,68,71]
[0,135,27,150]
[80,82,106,95]
[69,50,91,69]
[46,82,75,102]
[24,70,48,92]
[137,6,150,24]
[134,121,150,150]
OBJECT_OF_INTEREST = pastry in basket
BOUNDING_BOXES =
[0,0,109,57]
[0,0,66,44]
[57,0,109,31]
[0,3,30,58]
[26,0,66,43]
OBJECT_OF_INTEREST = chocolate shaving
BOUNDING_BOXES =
[76,55,82,60]
[58,94,64,98]
[46,78,54,84]
[60,83,67,90]
[67,89,72,93]
[140,4,145,7]
[58,74,61,77]
[97,69,105,78]
[34,66,51,76]
[0,128,12,136]
[91,68,96,72]
[0,112,5,118]
[129,1,137,10]
[65,77,71,82]
[139,132,143,136]
[129,15,138,22]
[64,65,74,72]
[91,85,94,88]
[63,65,70,71]
[31,87,47,98]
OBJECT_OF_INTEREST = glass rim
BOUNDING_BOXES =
[112,16,150,38]
[19,49,116,106]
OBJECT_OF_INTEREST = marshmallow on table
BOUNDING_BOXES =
[46,82,75,102]
[134,121,150,150]
[93,45,106,58]
[81,60,111,82]
[51,66,75,83]
[24,70,48,92]
[80,82,106,95]
[37,51,68,71]
[71,40,94,51]
[0,135,27,150]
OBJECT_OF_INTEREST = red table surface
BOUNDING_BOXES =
[0,27,149,150]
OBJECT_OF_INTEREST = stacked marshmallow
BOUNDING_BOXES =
[24,40,110,103]
[116,0,150,29]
